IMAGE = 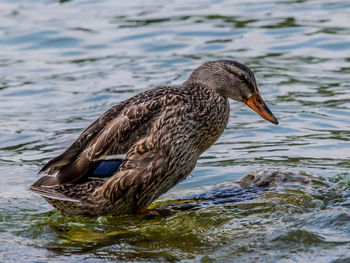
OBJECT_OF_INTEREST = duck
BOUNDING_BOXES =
[29,60,278,217]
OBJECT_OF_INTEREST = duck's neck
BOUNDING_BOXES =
[180,83,230,154]
[182,82,228,102]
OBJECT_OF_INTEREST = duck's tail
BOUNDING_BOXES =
[28,184,80,202]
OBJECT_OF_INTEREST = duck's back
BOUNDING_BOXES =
[36,84,228,185]
[37,86,179,184]
[31,83,230,216]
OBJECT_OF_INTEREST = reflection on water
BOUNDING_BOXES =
[0,0,350,262]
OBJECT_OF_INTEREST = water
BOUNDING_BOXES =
[1,0,350,262]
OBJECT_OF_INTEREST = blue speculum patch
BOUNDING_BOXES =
[92,160,123,177]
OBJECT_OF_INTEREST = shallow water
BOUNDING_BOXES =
[1,0,350,262]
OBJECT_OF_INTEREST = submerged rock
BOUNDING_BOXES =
[151,168,334,213]
[236,168,332,189]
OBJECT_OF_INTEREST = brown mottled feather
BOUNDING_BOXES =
[30,60,277,217]
[41,88,165,184]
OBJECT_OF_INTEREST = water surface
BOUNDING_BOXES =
[1,0,350,262]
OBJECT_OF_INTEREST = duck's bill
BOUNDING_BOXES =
[245,92,278,125]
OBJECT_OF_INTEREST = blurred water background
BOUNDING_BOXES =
[1,0,350,262]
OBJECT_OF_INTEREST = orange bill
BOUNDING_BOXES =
[244,92,278,125]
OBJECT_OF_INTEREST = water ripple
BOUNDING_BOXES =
[1,0,350,261]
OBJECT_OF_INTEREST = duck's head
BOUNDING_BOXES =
[185,60,278,125]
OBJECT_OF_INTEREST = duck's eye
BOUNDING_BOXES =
[238,74,245,80]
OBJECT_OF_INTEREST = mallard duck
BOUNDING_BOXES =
[29,60,278,217]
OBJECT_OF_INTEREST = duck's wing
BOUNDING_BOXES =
[39,101,128,175]
[39,96,163,185]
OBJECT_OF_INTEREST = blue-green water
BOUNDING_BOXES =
[1,0,350,262]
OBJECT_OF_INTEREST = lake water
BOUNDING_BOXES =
[1,0,350,262]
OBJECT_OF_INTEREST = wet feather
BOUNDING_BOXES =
[29,60,277,217]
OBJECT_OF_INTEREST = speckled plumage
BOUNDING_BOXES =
[29,60,278,217]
